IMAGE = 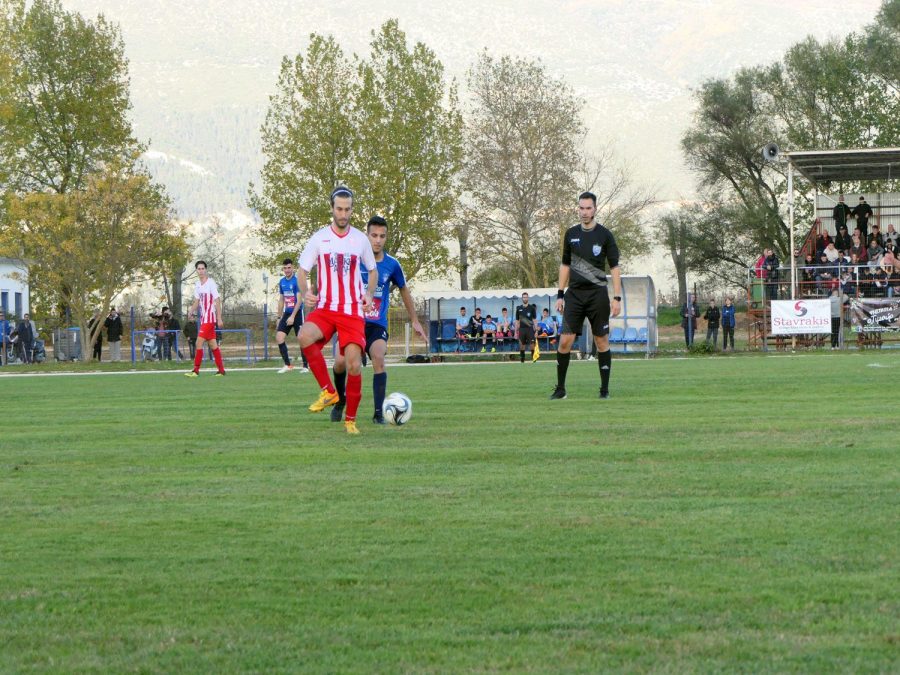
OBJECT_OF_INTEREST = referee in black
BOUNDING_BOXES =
[550,191,622,400]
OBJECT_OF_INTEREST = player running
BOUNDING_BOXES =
[297,186,377,435]
[184,260,226,377]
[330,215,428,424]
[274,258,309,374]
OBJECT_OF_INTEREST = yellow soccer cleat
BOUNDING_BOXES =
[184,371,198,378]
[309,388,340,413]
[344,420,360,435]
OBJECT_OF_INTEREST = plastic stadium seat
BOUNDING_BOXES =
[609,326,625,343]
[637,327,649,342]
[623,326,639,343]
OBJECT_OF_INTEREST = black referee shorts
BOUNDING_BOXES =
[561,287,610,337]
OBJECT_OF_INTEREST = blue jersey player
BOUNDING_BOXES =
[331,216,427,424]
[275,258,309,373]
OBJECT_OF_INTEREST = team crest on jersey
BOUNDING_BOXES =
[592,244,602,256]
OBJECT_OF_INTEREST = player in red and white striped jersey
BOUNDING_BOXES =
[298,186,377,434]
[184,260,226,377]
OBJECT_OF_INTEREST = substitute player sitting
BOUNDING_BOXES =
[297,186,377,435]
[184,260,226,377]
[331,215,428,424]
[274,258,309,374]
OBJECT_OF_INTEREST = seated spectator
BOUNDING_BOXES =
[815,252,837,292]
[849,234,867,263]
[814,225,832,253]
[867,239,884,268]
[868,224,884,249]
[801,253,817,288]
[834,224,853,252]
[884,223,899,249]
[882,248,897,270]
[824,242,840,263]
[496,307,514,338]
[455,306,469,339]
[536,308,552,336]
[467,307,484,341]
[889,265,900,298]
[480,315,497,352]
[872,266,890,297]
[840,269,855,298]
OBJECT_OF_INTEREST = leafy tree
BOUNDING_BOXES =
[0,0,137,195]
[0,160,184,356]
[251,21,463,282]
[464,54,653,288]
[249,34,358,260]
[355,20,463,280]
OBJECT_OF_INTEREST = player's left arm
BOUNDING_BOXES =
[215,297,224,327]
[610,266,622,317]
[399,286,427,341]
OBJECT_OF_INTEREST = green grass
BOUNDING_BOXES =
[2,355,898,672]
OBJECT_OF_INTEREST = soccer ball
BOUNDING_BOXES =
[383,392,413,426]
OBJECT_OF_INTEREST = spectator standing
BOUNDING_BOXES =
[105,308,123,362]
[829,288,842,349]
[721,298,736,351]
[15,313,34,363]
[154,311,169,360]
[764,248,780,299]
[853,196,873,243]
[704,300,720,348]
[833,195,853,234]
[680,298,699,347]
[165,309,182,360]
[0,310,9,366]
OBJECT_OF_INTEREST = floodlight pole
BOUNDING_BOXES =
[788,161,796,299]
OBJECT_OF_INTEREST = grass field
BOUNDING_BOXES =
[2,354,898,672]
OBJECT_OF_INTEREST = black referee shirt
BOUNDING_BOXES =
[561,222,620,290]
[516,303,537,328]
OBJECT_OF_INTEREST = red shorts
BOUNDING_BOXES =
[198,322,218,341]
[306,308,365,355]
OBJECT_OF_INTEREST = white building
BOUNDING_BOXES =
[0,257,30,319]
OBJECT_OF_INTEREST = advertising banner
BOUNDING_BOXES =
[850,298,900,332]
[770,300,831,335]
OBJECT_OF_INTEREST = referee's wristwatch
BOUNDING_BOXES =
[613,295,622,302]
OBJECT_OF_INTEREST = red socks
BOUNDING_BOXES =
[345,374,362,421]
[193,348,203,373]
[302,341,335,393]
[212,347,224,374]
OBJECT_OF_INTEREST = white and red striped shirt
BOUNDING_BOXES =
[299,224,376,317]
[194,278,220,324]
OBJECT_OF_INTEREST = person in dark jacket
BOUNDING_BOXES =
[105,308,124,362]
[680,299,699,348]
[763,249,780,300]
[16,313,34,363]
[852,195,873,243]
[834,224,853,253]
[833,194,853,233]
[703,300,721,349]
[88,310,103,361]
[164,309,182,360]
[721,297,736,351]
[183,318,198,359]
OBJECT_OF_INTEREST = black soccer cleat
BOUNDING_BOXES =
[330,402,345,422]
[599,390,610,399]
[549,386,567,400]
[372,413,387,425]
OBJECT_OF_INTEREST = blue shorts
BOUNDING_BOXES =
[276,313,302,336]
[365,322,389,355]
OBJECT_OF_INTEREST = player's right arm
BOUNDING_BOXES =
[297,235,319,308]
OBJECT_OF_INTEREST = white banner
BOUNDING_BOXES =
[770,299,831,335]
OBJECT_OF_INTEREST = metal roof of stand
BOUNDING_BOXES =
[785,148,900,184]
